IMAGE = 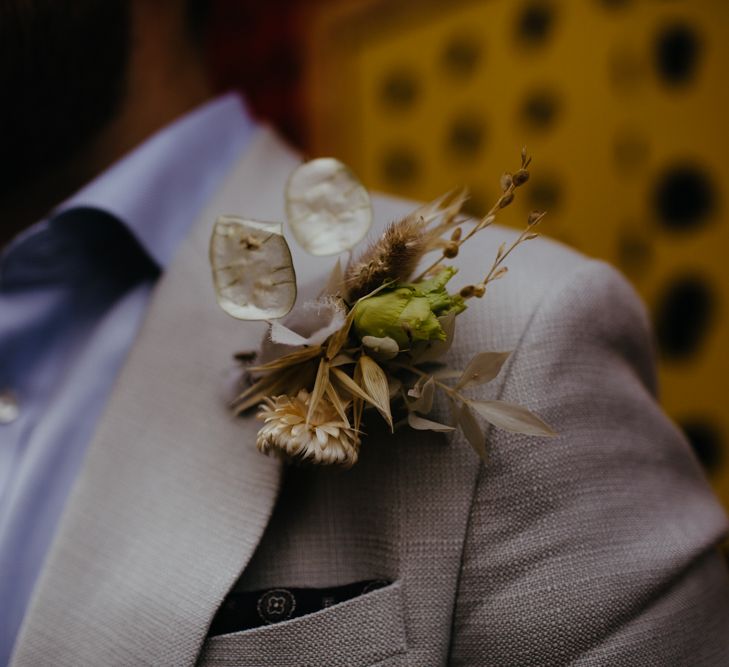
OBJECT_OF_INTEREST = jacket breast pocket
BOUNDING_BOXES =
[197,580,407,667]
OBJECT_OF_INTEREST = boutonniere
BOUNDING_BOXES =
[210,149,555,467]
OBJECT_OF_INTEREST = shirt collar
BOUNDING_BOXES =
[54,92,258,269]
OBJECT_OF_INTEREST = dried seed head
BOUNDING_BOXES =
[344,214,427,301]
[492,267,508,280]
[443,242,459,258]
[500,172,513,192]
[498,192,515,209]
[450,227,462,242]
[513,169,530,186]
[528,210,546,226]
[521,147,532,169]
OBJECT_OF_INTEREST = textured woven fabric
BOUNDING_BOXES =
[12,128,729,666]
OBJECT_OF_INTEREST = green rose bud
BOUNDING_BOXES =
[352,288,440,347]
[407,267,466,317]
[352,268,466,348]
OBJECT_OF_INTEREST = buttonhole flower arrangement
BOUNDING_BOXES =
[210,149,555,468]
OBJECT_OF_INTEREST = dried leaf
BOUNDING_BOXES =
[269,300,346,348]
[307,359,330,423]
[325,383,350,427]
[232,369,285,408]
[417,188,470,240]
[491,267,509,280]
[407,412,455,432]
[326,307,356,359]
[388,375,402,399]
[330,353,355,367]
[432,368,462,380]
[469,400,556,437]
[445,394,460,425]
[455,351,511,390]
[408,375,425,398]
[285,158,372,256]
[330,367,374,405]
[231,380,270,414]
[353,362,364,433]
[412,311,456,363]
[408,376,435,414]
[358,355,393,430]
[232,365,301,413]
[210,216,296,320]
[458,402,487,461]
[249,345,321,374]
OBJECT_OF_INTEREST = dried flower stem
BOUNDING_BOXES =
[413,149,533,282]
[457,206,545,301]
[478,226,539,293]
[413,211,497,283]
[390,362,471,407]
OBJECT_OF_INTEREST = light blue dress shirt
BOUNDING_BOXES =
[0,93,256,664]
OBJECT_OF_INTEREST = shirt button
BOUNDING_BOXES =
[0,389,20,424]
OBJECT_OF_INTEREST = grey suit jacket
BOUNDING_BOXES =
[11,128,729,666]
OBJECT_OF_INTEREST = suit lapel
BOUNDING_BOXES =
[12,128,319,667]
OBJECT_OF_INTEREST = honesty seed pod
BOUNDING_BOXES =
[210,216,297,320]
[285,157,373,256]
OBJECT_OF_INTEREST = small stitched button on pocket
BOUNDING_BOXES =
[256,589,296,624]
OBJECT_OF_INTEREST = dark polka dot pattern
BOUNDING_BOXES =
[681,419,723,472]
[653,164,716,232]
[654,23,702,87]
[381,70,419,110]
[654,275,714,361]
[521,89,561,131]
[305,2,729,487]
[442,35,482,77]
[447,115,486,159]
[382,149,419,186]
[526,175,562,211]
[516,2,556,47]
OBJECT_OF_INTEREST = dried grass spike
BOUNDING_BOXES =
[421,188,469,238]
[344,214,427,301]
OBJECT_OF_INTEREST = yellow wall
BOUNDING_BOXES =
[307,0,729,502]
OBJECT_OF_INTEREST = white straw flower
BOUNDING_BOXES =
[256,389,360,467]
